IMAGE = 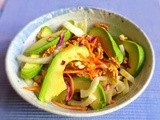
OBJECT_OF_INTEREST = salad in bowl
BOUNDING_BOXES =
[6,7,154,117]
[18,19,144,110]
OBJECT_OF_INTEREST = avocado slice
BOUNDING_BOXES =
[73,77,106,110]
[36,26,53,40]
[25,30,71,55]
[20,55,43,79]
[38,45,89,102]
[122,40,145,76]
[53,90,67,103]
[88,27,124,64]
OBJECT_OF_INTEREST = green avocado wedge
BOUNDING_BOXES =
[122,40,145,76]
[38,45,89,102]
[73,77,106,110]
[36,26,53,40]
[88,27,124,64]
[20,55,43,79]
[25,30,71,55]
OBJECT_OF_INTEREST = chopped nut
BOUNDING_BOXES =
[75,61,82,66]
[33,82,39,86]
[42,45,56,57]
[94,23,109,30]
[75,61,85,69]
[78,65,85,69]
[119,34,128,41]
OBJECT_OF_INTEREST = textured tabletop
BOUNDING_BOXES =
[0,0,160,119]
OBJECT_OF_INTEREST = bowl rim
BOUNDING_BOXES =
[5,6,155,117]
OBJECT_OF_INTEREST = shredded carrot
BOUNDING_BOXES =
[23,86,40,92]
[87,71,94,80]
[94,23,109,30]
[66,74,74,100]
[85,40,94,57]
[64,70,86,74]
[53,101,88,111]
[94,57,104,64]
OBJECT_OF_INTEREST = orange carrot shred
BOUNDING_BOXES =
[64,70,86,74]
[53,101,88,111]
[85,40,93,57]
[91,37,98,52]
[23,86,40,92]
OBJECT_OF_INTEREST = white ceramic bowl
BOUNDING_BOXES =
[5,7,155,117]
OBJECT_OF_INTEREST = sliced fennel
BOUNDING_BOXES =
[122,78,129,95]
[105,89,113,104]
[63,21,84,37]
[104,80,125,104]
[117,75,123,81]
[113,81,126,96]
[120,68,135,84]
[94,76,109,82]
[24,79,34,86]
[99,76,118,89]
[68,94,96,107]
[80,77,100,98]
[18,54,53,64]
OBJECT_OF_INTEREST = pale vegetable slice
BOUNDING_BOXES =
[68,94,96,107]
[104,80,126,104]
[97,76,110,88]
[24,79,34,86]
[63,21,84,37]
[120,68,135,84]
[96,76,118,83]
[105,89,113,104]
[113,81,126,96]
[18,54,54,64]
[95,76,109,82]
[117,75,123,81]
[80,77,100,98]
[119,44,125,56]
[122,78,129,95]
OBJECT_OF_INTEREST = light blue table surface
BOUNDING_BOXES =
[0,0,160,119]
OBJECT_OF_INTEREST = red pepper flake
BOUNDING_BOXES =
[61,60,66,65]
[79,42,84,47]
